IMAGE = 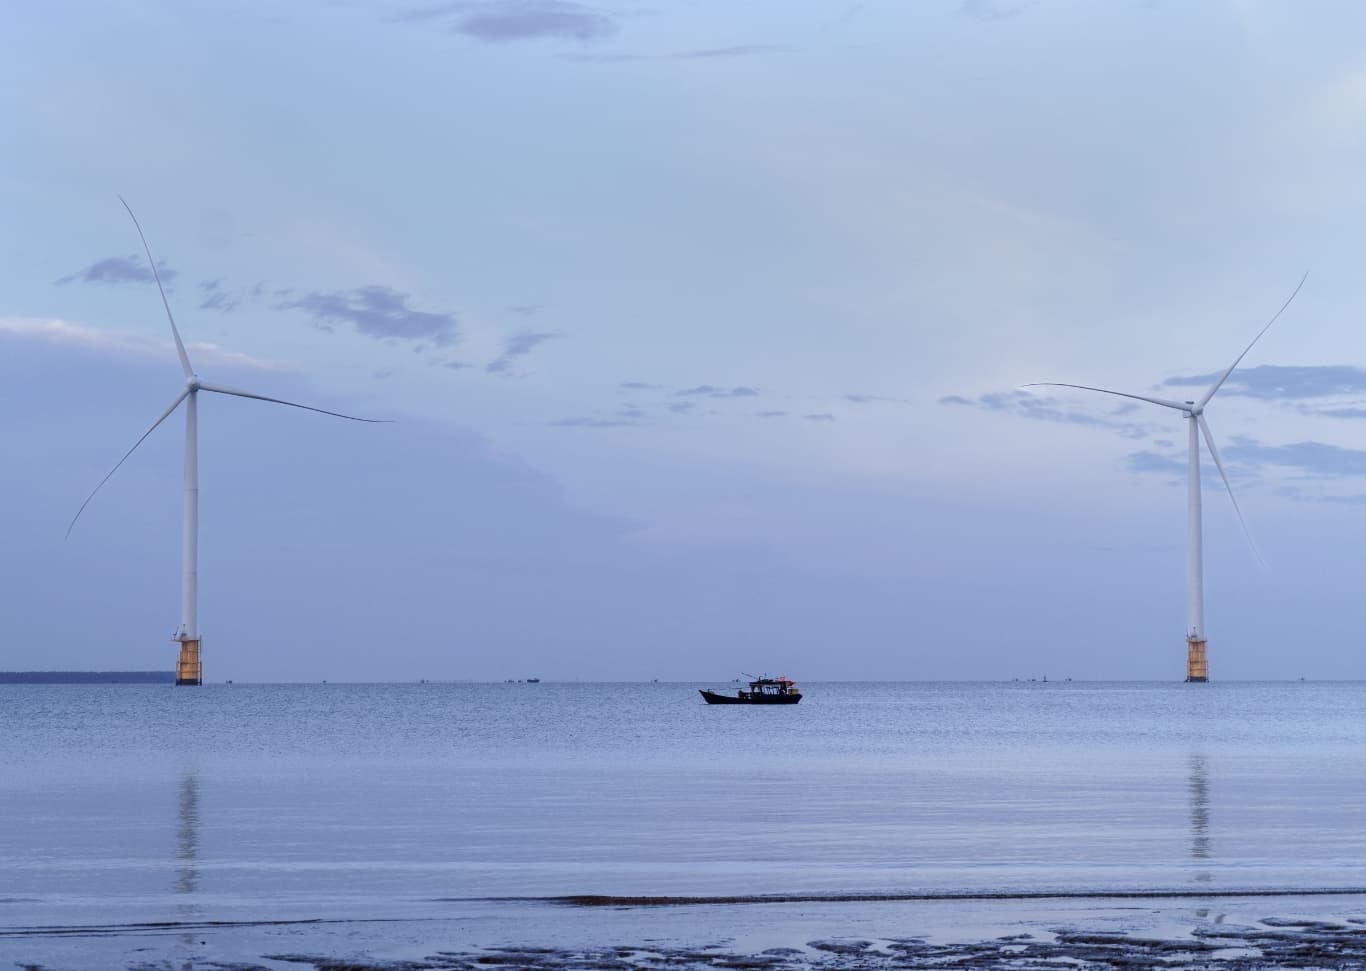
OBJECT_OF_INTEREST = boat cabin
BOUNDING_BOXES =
[742,677,799,699]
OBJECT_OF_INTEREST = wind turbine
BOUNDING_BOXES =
[1028,274,1306,682]
[68,198,386,685]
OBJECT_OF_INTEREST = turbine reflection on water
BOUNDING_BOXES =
[176,773,200,896]
[175,772,201,967]
[1188,753,1211,883]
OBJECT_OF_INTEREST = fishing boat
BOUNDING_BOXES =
[700,675,802,705]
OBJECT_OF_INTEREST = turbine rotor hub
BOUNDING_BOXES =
[187,375,201,392]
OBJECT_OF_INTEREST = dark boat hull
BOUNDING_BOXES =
[699,689,801,705]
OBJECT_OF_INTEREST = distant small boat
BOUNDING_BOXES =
[526,678,540,683]
[700,675,801,705]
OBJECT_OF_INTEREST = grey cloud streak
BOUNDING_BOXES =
[1223,437,1366,479]
[942,390,1152,439]
[1123,450,1248,486]
[487,331,558,376]
[674,385,760,399]
[1164,365,1366,401]
[280,286,458,345]
[55,255,177,288]
[1126,451,1186,477]
[394,1,616,42]
[1126,435,1366,485]
[550,416,640,428]
[845,393,911,405]
[199,279,240,313]
[565,43,787,63]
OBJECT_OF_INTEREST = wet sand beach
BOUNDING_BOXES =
[11,895,1366,970]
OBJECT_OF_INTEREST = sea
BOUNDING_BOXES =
[4,680,1366,968]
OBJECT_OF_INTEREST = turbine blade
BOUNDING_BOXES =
[66,389,189,539]
[1022,383,1189,411]
[119,195,194,379]
[1198,414,1265,569]
[197,381,389,422]
[1198,271,1309,409]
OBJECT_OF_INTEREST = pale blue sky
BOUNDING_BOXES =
[7,1,1366,680]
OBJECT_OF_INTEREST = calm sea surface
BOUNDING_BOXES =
[3,680,1366,933]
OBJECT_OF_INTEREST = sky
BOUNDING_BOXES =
[6,0,1366,681]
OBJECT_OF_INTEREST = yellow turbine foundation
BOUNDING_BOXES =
[175,639,202,686]
[1185,637,1208,683]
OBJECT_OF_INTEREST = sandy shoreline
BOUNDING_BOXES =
[10,895,1366,970]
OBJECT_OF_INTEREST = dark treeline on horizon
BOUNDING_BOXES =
[0,671,174,684]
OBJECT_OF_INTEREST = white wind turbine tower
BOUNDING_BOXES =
[1029,274,1306,682]
[68,198,386,685]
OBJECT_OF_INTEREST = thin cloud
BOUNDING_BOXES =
[486,331,558,376]
[669,401,696,414]
[54,255,177,288]
[567,43,786,63]
[1126,450,1254,494]
[1316,492,1366,505]
[1130,434,1366,486]
[1223,437,1366,478]
[1164,365,1366,400]
[1126,451,1186,477]
[0,316,286,372]
[804,413,836,422]
[674,385,760,399]
[1272,484,1366,506]
[619,380,661,391]
[844,393,911,405]
[757,410,787,418]
[198,279,241,313]
[280,286,458,346]
[961,0,1036,21]
[549,416,640,428]
[673,44,785,60]
[394,1,616,42]
[943,389,1152,439]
